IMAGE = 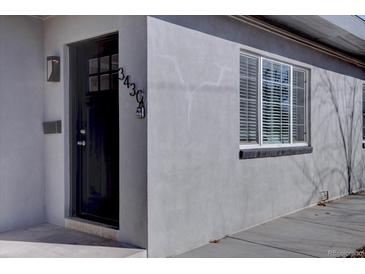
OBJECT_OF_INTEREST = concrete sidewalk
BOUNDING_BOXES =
[177,192,365,258]
[0,223,146,258]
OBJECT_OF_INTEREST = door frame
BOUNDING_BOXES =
[68,32,120,229]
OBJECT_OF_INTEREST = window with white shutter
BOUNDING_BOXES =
[239,52,309,150]
[262,59,290,144]
[240,54,259,144]
[293,68,307,143]
[363,83,365,142]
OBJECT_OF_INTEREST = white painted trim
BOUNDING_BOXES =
[262,56,292,67]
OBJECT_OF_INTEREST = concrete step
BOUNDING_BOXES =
[0,223,146,258]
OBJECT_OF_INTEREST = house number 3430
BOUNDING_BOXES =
[118,67,145,119]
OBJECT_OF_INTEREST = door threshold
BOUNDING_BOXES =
[65,217,119,241]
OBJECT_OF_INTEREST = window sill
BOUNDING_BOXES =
[239,146,313,159]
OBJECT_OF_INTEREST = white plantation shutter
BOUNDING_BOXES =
[363,83,365,141]
[239,52,309,148]
[293,69,306,142]
[240,54,259,143]
[262,59,290,144]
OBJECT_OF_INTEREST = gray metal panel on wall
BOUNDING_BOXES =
[0,16,45,232]
[43,120,62,134]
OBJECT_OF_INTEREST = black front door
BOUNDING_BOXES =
[70,33,119,228]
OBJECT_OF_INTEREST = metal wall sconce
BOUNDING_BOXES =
[47,56,60,82]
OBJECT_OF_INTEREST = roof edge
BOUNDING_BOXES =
[231,15,365,69]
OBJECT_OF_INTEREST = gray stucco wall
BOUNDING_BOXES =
[0,16,45,231]
[2,15,362,257]
[147,17,365,257]
[43,15,147,248]
[153,16,365,81]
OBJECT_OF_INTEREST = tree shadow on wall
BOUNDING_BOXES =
[291,70,364,205]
